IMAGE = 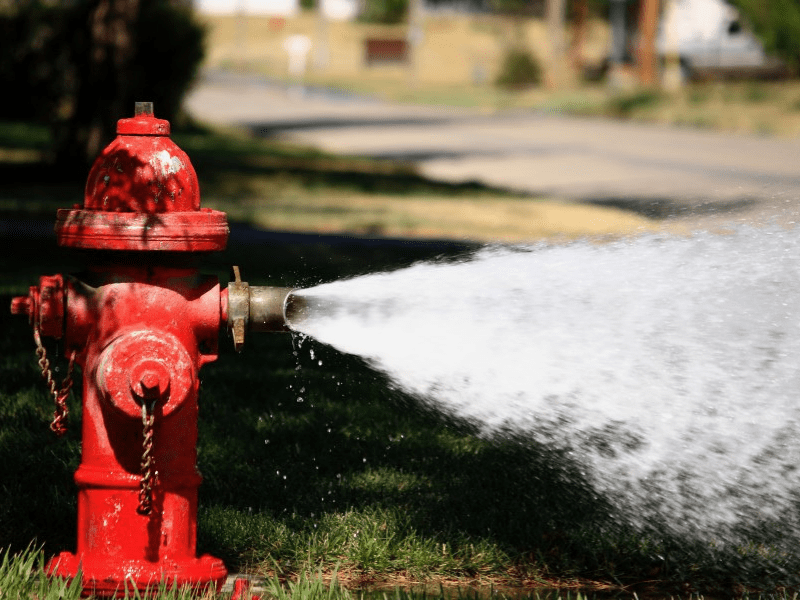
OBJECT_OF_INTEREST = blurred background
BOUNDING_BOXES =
[2,0,800,241]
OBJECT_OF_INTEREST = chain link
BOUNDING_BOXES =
[33,324,76,437]
[137,401,158,516]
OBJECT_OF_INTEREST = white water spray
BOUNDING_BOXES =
[290,226,800,554]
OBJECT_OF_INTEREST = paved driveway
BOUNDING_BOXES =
[186,71,800,226]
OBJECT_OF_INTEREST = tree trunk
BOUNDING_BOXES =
[636,0,659,86]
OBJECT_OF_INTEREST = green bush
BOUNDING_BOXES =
[0,2,72,123]
[729,0,800,73]
[358,0,408,24]
[0,0,206,168]
[494,48,542,89]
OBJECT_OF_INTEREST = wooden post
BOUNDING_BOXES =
[570,0,589,71]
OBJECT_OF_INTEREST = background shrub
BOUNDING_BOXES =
[494,48,542,89]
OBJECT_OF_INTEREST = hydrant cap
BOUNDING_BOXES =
[56,103,228,252]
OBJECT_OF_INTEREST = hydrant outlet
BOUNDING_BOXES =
[225,267,301,350]
[9,275,66,338]
[97,331,193,419]
[249,286,297,333]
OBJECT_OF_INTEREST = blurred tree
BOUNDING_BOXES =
[728,0,800,73]
[569,0,589,69]
[0,2,73,123]
[0,0,205,170]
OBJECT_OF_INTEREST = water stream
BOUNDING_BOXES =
[288,225,800,576]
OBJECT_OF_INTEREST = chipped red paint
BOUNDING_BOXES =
[11,105,230,597]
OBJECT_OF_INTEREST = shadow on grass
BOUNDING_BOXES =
[583,196,759,221]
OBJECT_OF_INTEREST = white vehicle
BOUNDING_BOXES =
[658,0,784,79]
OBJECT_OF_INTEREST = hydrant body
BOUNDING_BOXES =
[12,104,229,595]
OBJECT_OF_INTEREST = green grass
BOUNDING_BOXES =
[0,546,82,600]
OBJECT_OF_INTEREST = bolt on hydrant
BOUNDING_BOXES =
[10,103,302,597]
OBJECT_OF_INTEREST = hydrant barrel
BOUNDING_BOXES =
[13,104,230,597]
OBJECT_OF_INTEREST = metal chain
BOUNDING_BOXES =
[137,401,158,516]
[33,324,77,437]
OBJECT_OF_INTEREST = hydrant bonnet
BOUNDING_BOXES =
[55,102,228,252]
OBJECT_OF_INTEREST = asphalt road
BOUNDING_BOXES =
[186,71,800,226]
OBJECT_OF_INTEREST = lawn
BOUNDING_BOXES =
[0,120,795,599]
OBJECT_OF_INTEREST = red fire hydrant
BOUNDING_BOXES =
[10,103,296,596]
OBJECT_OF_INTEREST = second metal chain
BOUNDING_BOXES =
[137,401,158,516]
[33,324,77,437]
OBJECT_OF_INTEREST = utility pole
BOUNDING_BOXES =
[545,0,567,89]
[637,0,660,86]
[313,0,330,71]
[608,0,629,88]
[407,0,425,89]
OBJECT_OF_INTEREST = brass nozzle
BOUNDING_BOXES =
[226,266,306,351]
[248,286,295,333]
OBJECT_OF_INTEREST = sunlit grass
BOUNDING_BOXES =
[0,546,82,600]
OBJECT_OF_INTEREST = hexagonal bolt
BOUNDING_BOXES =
[130,361,170,402]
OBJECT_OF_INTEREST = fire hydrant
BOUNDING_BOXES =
[10,103,297,596]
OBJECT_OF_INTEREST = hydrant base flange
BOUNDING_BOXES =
[46,551,227,597]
